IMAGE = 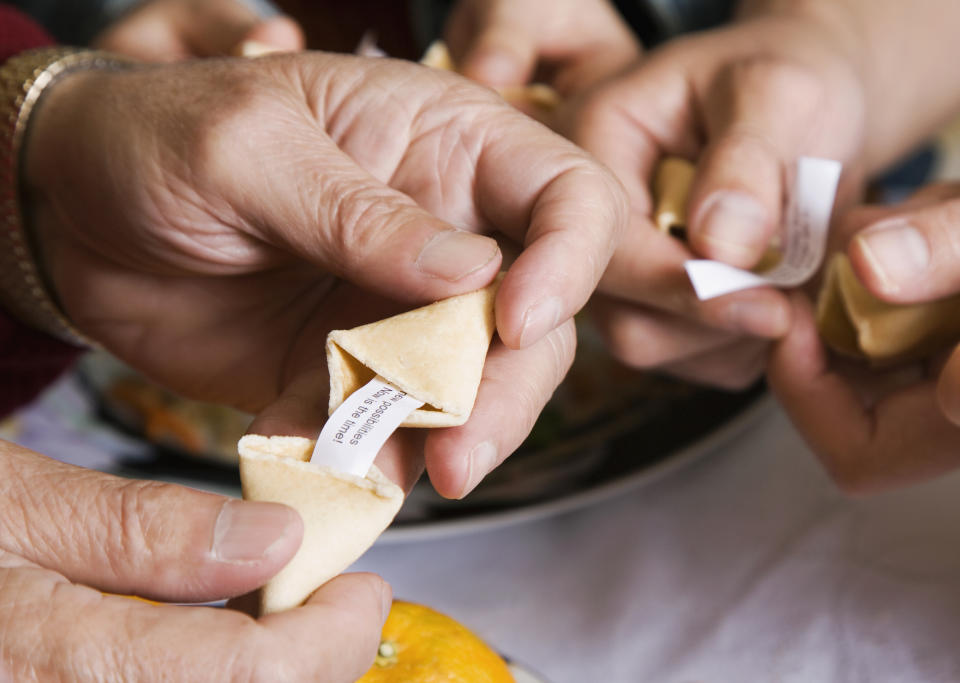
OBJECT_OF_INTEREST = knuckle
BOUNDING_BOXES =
[321,183,413,270]
[174,67,268,177]
[109,481,157,571]
[715,56,830,154]
[730,56,825,112]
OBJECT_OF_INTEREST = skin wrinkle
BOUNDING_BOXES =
[395,115,487,228]
[546,321,577,388]
[321,181,419,274]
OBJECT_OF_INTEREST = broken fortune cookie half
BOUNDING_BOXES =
[240,280,500,613]
[816,253,960,363]
[326,278,499,427]
[238,435,403,615]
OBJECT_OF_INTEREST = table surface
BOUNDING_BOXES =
[354,404,960,683]
[7,374,960,683]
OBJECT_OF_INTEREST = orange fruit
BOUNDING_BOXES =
[357,600,515,683]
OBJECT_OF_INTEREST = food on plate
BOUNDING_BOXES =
[357,600,515,683]
[238,434,404,614]
[101,370,251,464]
[816,253,960,363]
[327,278,499,428]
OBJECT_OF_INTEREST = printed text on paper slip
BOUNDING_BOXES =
[310,377,424,477]
[684,157,842,300]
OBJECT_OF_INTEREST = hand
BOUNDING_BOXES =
[444,0,640,94]
[560,11,871,388]
[768,184,960,493]
[24,53,624,498]
[0,439,390,681]
[93,0,304,61]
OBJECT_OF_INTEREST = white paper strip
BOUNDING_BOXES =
[310,376,424,477]
[685,156,842,300]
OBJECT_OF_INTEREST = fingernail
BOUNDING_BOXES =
[726,299,790,337]
[855,220,930,294]
[211,500,298,563]
[380,582,394,622]
[458,441,498,499]
[416,230,499,282]
[695,192,769,264]
[519,296,563,347]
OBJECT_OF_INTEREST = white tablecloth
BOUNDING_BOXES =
[355,404,960,683]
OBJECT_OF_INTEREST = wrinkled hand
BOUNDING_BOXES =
[445,0,640,94]
[561,11,870,389]
[769,183,960,493]
[25,52,625,498]
[93,0,304,61]
[0,439,390,681]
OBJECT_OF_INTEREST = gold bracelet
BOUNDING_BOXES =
[0,48,133,348]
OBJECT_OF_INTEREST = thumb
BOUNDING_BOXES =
[687,58,830,268]
[0,441,303,603]
[848,196,960,303]
[452,5,538,87]
[236,142,502,303]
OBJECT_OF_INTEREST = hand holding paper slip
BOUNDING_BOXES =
[681,156,843,300]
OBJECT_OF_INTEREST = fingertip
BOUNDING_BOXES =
[424,436,471,500]
[720,289,792,338]
[244,15,305,53]
[307,572,391,625]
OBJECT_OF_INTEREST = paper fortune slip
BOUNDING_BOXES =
[684,156,842,300]
[309,376,424,476]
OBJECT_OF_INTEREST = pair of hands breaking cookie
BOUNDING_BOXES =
[7,0,960,679]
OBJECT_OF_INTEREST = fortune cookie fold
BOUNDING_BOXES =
[326,279,499,428]
[238,435,404,615]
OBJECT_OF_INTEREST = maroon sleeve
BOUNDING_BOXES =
[0,306,81,418]
[0,5,55,62]
[1,5,80,418]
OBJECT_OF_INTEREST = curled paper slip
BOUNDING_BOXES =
[310,376,424,477]
[685,157,842,300]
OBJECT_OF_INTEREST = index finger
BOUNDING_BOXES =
[468,113,629,348]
